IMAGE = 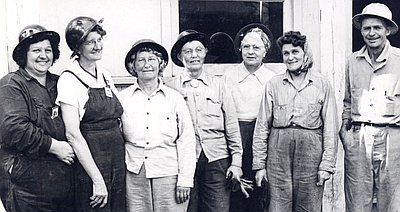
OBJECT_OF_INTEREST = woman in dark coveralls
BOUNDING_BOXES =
[57,16,125,211]
[0,25,75,212]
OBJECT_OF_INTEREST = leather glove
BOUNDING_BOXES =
[254,178,270,209]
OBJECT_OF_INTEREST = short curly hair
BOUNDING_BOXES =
[14,36,60,68]
[276,31,306,50]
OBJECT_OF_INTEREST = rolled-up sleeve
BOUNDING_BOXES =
[252,83,273,170]
[221,82,242,167]
[319,81,338,173]
[176,96,197,187]
[0,82,51,158]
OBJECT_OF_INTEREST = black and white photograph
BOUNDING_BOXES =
[1,0,400,211]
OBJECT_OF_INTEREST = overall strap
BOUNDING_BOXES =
[62,70,89,88]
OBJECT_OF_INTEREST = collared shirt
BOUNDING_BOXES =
[164,69,242,167]
[118,81,196,187]
[223,63,277,121]
[0,68,66,159]
[252,70,338,173]
[343,41,400,124]
[56,60,118,120]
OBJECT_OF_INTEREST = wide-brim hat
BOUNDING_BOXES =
[125,39,169,72]
[353,3,398,35]
[171,30,210,67]
[12,25,60,62]
[234,23,273,60]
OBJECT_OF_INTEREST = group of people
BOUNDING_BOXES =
[0,2,399,212]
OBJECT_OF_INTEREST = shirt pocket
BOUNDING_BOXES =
[32,97,66,140]
[273,104,289,126]
[307,102,323,126]
[160,113,178,146]
[204,93,224,130]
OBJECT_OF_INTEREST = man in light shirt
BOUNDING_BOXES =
[224,23,277,211]
[119,39,196,212]
[340,3,400,211]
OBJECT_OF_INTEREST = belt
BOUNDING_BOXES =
[352,122,400,128]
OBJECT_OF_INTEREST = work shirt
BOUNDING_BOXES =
[164,70,242,167]
[223,63,276,121]
[0,68,66,159]
[252,70,338,173]
[342,41,400,124]
[118,81,196,187]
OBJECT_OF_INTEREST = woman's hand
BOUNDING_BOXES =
[176,186,190,204]
[316,170,331,186]
[255,169,268,187]
[48,139,75,165]
[90,179,108,208]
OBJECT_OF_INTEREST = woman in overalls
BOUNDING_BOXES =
[57,16,125,211]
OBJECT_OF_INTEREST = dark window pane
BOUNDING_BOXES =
[179,1,283,63]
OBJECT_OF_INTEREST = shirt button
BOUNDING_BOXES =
[147,112,149,115]
[145,156,148,159]
[147,98,150,101]
[167,117,169,120]
[370,104,373,107]
[146,126,149,129]
[371,87,375,90]
[146,142,149,145]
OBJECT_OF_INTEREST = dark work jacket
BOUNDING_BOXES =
[0,68,66,159]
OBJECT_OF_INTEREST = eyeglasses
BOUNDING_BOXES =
[136,56,159,66]
[241,44,264,52]
[82,37,103,47]
[181,47,206,56]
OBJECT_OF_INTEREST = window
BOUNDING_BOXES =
[179,0,284,63]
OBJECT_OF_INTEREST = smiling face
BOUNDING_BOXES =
[282,44,305,72]
[78,31,103,62]
[134,51,160,83]
[179,40,207,72]
[361,17,390,51]
[25,39,53,77]
[241,32,266,68]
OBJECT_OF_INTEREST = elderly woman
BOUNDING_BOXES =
[0,25,75,212]
[165,30,242,212]
[118,39,196,212]
[252,31,338,211]
[56,17,125,211]
[223,23,277,212]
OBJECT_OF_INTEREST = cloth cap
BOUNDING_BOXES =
[353,3,398,35]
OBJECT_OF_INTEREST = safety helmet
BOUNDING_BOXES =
[65,16,103,58]
[12,24,60,64]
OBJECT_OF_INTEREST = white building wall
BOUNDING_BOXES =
[0,0,352,210]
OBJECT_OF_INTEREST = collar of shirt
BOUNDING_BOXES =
[67,60,108,88]
[18,67,58,90]
[237,62,269,84]
[127,79,167,97]
[181,69,210,87]
[357,41,390,65]
[282,69,315,88]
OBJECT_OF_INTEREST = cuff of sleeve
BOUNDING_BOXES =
[231,153,242,168]
[252,164,265,170]
[40,136,52,155]
[177,175,194,188]
[319,162,336,174]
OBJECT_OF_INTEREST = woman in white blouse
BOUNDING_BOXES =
[57,16,125,211]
